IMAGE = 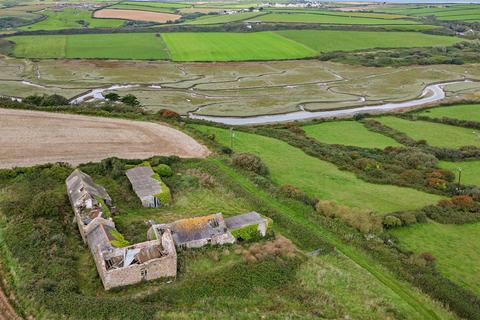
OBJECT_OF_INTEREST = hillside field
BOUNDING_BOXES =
[192,125,443,213]
[419,104,480,122]
[161,32,316,61]
[277,30,461,53]
[392,222,480,296]
[9,33,170,59]
[256,13,419,25]
[19,8,125,31]
[303,120,400,149]
[185,12,263,24]
[438,160,480,186]
[8,30,462,61]
[377,116,480,149]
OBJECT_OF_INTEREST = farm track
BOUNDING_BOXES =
[0,284,21,320]
[211,158,442,320]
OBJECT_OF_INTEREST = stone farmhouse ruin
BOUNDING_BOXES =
[66,169,269,290]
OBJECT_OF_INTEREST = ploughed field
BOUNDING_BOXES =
[0,108,209,168]
[7,30,462,61]
[93,9,181,23]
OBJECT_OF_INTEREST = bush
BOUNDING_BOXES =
[232,153,269,176]
[383,215,402,229]
[231,224,260,242]
[104,92,120,101]
[24,94,69,106]
[315,200,383,234]
[157,109,181,120]
[154,164,173,177]
[120,94,140,107]
[420,252,436,263]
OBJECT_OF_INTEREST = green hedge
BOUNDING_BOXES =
[231,224,260,241]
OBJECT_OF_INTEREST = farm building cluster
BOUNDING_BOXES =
[66,169,268,290]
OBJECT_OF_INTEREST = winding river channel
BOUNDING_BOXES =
[5,79,474,126]
[188,80,472,125]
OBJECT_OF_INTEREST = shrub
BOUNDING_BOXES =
[120,94,140,107]
[231,224,260,242]
[154,164,173,177]
[383,215,402,229]
[152,173,172,206]
[315,200,383,234]
[104,92,120,101]
[279,184,303,199]
[232,153,269,176]
[420,252,436,263]
[439,195,475,209]
[185,169,216,188]
[110,230,130,248]
[158,108,181,120]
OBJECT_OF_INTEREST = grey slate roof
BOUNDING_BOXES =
[157,213,228,245]
[126,166,162,199]
[66,169,111,206]
[225,212,266,230]
[87,223,115,255]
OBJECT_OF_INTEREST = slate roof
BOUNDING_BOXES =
[66,169,111,206]
[87,222,115,255]
[125,166,162,199]
[224,211,266,230]
[157,213,228,245]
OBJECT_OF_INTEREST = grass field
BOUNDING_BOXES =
[162,32,317,61]
[438,160,480,186]
[392,222,480,296]
[376,4,480,22]
[268,9,409,19]
[419,104,480,122]
[185,12,263,24]
[277,30,461,53]
[19,8,125,31]
[303,121,400,149]
[256,13,419,25]
[377,117,480,149]
[10,33,170,59]
[192,125,443,213]
[9,30,462,61]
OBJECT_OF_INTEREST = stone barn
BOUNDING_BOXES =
[149,213,236,249]
[126,165,168,208]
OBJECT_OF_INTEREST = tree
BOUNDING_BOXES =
[121,94,140,106]
[104,92,120,101]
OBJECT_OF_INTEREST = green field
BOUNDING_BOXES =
[19,8,125,31]
[162,32,316,61]
[185,12,263,24]
[277,30,461,53]
[9,30,462,61]
[377,117,480,149]
[193,125,442,213]
[438,160,480,186]
[376,4,480,21]
[256,13,419,25]
[419,104,480,122]
[392,222,480,295]
[268,9,408,19]
[10,33,170,59]
[303,121,400,149]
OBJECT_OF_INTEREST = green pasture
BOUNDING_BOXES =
[303,121,400,149]
[9,33,170,59]
[192,125,443,214]
[267,9,408,19]
[392,222,480,296]
[376,4,480,21]
[438,160,480,186]
[185,12,263,24]
[256,13,418,25]
[419,104,480,122]
[161,31,316,61]
[277,30,461,53]
[377,116,480,149]
[19,8,125,31]
[8,30,462,61]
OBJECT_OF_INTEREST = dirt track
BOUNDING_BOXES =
[0,108,210,168]
[94,9,181,23]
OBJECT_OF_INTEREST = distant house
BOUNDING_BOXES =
[66,170,177,290]
[126,165,170,208]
